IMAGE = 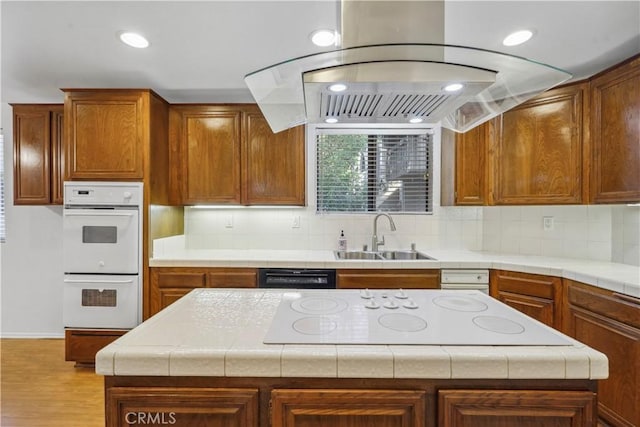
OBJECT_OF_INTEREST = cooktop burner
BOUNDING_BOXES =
[264,289,572,346]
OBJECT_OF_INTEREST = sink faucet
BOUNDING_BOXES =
[371,213,396,252]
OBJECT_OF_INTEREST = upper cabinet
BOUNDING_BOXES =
[492,83,587,205]
[63,89,168,181]
[453,120,491,205]
[169,104,305,206]
[12,104,64,205]
[444,54,639,206]
[589,55,640,204]
[243,109,305,205]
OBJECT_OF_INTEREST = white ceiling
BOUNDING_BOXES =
[2,1,639,105]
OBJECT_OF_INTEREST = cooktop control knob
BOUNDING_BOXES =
[360,289,373,299]
[364,299,380,309]
[403,299,419,309]
[394,289,408,299]
[383,300,399,309]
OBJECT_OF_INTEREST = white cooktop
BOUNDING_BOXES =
[263,289,573,346]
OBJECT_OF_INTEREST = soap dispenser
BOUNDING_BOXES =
[338,230,348,251]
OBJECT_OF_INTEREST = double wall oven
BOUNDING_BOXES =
[63,182,143,329]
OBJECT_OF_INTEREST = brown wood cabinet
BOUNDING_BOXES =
[563,279,640,427]
[169,104,305,206]
[337,269,440,289]
[439,389,596,427]
[106,387,259,427]
[454,120,491,205]
[492,83,587,205]
[12,104,64,204]
[63,89,167,180]
[490,270,562,329]
[65,328,127,367]
[589,55,640,204]
[271,389,427,427]
[150,267,257,315]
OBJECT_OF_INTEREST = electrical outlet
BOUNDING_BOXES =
[292,215,301,228]
[543,216,554,231]
[225,214,233,228]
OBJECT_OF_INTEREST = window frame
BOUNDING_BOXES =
[312,126,437,215]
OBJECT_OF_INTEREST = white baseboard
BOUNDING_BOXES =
[0,332,65,339]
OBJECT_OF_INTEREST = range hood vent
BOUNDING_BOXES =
[244,1,572,133]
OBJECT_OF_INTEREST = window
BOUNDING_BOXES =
[0,129,4,242]
[316,129,433,214]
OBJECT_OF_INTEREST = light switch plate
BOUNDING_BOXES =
[543,216,554,231]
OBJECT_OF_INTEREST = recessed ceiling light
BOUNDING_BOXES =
[328,83,347,92]
[119,32,150,49]
[409,117,424,124]
[444,83,464,92]
[310,29,337,47]
[325,117,339,124]
[503,30,533,47]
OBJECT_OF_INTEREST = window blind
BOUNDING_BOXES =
[0,129,5,242]
[316,131,432,214]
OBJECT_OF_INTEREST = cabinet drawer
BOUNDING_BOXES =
[491,270,558,299]
[207,268,257,288]
[154,270,207,288]
[337,269,440,289]
[65,328,127,366]
[566,280,640,329]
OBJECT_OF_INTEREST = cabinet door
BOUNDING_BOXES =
[64,90,145,179]
[455,121,490,205]
[590,56,640,203]
[106,387,258,427]
[243,111,305,205]
[564,280,640,427]
[490,270,561,329]
[171,107,242,204]
[50,109,64,204]
[439,390,595,427]
[492,83,585,205]
[12,105,63,204]
[337,269,440,289]
[271,389,426,427]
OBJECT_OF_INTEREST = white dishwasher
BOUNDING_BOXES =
[440,269,489,294]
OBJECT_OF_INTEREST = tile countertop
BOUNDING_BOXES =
[96,289,608,380]
[149,249,640,298]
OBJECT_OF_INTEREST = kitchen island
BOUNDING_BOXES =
[97,288,607,427]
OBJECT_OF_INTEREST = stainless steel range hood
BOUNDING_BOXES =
[244,1,571,133]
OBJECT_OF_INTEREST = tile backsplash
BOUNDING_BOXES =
[183,206,483,252]
[177,204,639,266]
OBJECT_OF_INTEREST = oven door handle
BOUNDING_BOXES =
[64,279,135,284]
[63,211,135,217]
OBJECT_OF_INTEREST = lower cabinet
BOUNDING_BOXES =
[563,279,640,427]
[490,270,562,329]
[438,389,596,427]
[104,379,599,427]
[65,328,127,367]
[271,389,426,427]
[106,387,259,427]
[337,269,440,289]
[150,267,257,316]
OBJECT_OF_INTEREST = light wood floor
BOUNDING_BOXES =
[1,339,104,427]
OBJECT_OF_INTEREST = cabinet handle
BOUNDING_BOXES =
[612,292,640,306]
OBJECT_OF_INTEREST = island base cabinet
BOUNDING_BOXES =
[106,387,259,427]
[271,389,427,427]
[439,390,596,427]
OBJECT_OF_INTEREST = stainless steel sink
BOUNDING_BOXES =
[378,250,436,260]
[334,251,384,260]
[334,250,435,260]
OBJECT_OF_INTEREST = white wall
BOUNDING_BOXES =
[1,104,65,337]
